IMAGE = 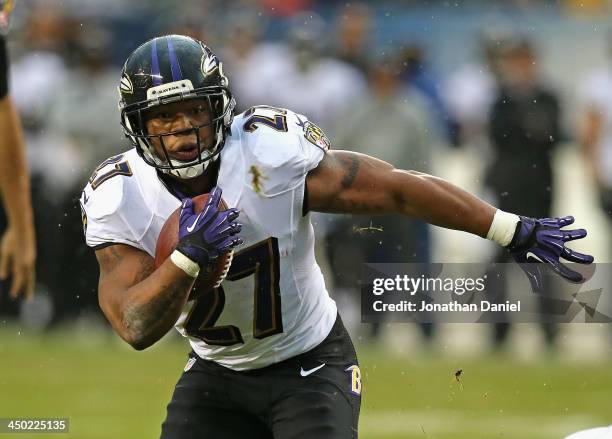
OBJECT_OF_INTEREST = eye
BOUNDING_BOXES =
[150,111,172,121]
[191,105,206,115]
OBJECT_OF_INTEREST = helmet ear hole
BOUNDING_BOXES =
[211,96,223,118]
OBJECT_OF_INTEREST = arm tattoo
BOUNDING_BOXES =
[132,252,155,284]
[340,154,360,189]
[99,245,124,275]
[122,275,193,340]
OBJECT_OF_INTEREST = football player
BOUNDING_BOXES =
[0,0,36,300]
[564,426,612,439]
[80,35,593,439]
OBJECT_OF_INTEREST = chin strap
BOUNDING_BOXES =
[166,152,219,179]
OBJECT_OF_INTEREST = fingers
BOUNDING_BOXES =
[562,228,587,241]
[0,230,35,300]
[9,260,25,299]
[517,263,543,293]
[218,237,244,253]
[538,216,575,228]
[557,216,575,227]
[213,208,240,226]
[199,187,223,223]
[210,222,242,245]
[0,233,9,280]
[214,220,242,236]
[0,248,8,280]
[230,222,242,235]
[561,246,594,264]
[226,208,239,222]
[540,252,584,283]
[224,222,243,236]
[538,217,560,227]
[8,257,36,300]
[206,186,222,209]
[205,208,237,233]
[24,267,35,302]
[181,198,194,216]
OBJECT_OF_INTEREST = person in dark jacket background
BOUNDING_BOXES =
[486,39,561,347]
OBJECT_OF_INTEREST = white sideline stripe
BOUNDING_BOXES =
[360,410,599,437]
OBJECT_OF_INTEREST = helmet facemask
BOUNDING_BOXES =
[121,87,235,179]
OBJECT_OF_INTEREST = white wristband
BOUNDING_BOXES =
[170,250,200,278]
[486,210,521,247]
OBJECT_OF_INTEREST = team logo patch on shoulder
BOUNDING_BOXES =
[303,121,331,151]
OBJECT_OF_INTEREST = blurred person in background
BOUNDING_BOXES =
[331,2,372,75]
[397,44,453,144]
[329,53,436,339]
[51,24,123,170]
[485,38,562,347]
[161,0,222,47]
[253,11,367,134]
[218,9,283,113]
[0,0,35,304]
[443,29,508,148]
[47,22,123,319]
[9,6,72,322]
[578,32,612,258]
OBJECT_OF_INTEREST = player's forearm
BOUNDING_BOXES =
[119,260,195,350]
[97,246,196,351]
[0,97,34,235]
[309,151,496,237]
[389,169,496,237]
[0,97,34,243]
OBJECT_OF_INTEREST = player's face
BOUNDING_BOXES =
[144,99,214,162]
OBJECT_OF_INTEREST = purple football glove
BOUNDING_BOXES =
[176,186,243,267]
[507,216,594,292]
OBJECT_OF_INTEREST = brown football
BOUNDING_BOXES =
[154,193,233,301]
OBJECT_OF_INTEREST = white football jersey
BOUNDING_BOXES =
[564,426,612,439]
[80,107,337,371]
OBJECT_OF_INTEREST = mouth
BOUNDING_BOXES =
[170,144,200,161]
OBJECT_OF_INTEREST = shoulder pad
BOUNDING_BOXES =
[80,151,148,249]
[233,107,327,196]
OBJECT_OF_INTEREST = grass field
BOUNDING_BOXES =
[1,324,611,439]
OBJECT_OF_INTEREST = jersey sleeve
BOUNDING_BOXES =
[79,156,148,252]
[240,108,330,197]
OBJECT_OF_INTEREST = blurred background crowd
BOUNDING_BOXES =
[1,0,611,353]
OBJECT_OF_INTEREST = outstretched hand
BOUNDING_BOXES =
[507,216,594,292]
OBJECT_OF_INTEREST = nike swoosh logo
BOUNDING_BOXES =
[525,251,544,263]
[186,212,204,233]
[300,363,326,377]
